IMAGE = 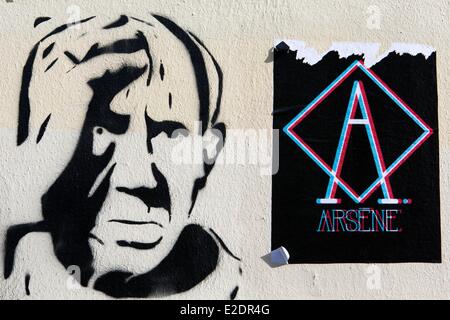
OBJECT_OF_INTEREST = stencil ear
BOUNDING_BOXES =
[202,123,225,167]
[189,122,226,216]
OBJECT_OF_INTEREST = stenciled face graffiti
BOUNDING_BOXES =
[4,14,241,299]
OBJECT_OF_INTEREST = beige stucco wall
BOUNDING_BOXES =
[0,0,449,299]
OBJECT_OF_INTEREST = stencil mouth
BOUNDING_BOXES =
[91,214,168,247]
[108,219,164,228]
[116,237,163,250]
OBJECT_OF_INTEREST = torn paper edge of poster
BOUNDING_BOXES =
[273,40,435,67]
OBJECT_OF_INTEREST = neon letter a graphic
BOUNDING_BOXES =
[316,81,404,205]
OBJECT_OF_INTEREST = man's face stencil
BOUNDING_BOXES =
[15,15,225,286]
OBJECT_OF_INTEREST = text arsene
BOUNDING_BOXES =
[317,208,401,233]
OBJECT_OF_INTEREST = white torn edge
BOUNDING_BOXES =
[274,40,435,67]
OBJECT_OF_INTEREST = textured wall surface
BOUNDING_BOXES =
[0,0,449,299]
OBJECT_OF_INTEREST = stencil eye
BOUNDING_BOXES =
[92,126,113,156]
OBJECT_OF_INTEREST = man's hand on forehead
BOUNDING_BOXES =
[42,45,150,84]
[37,19,155,84]
[25,15,223,148]
[67,51,150,83]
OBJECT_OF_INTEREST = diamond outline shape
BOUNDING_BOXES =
[283,60,433,203]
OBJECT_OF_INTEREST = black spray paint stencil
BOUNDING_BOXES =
[272,41,440,263]
[4,15,241,299]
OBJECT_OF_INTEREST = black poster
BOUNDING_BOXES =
[272,41,440,263]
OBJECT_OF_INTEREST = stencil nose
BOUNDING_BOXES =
[108,128,157,188]
[115,163,171,216]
